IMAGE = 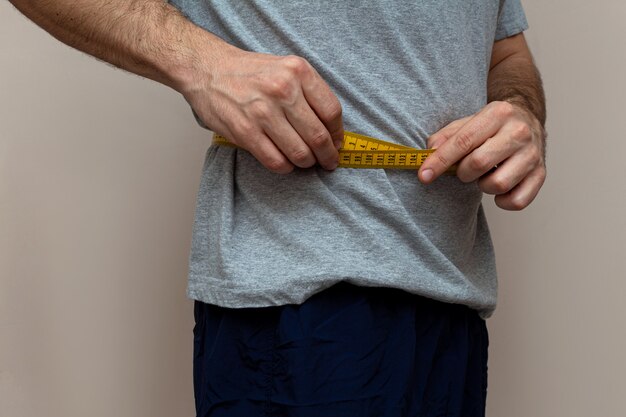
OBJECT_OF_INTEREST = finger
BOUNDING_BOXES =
[427,116,472,149]
[298,62,344,149]
[233,94,311,170]
[493,166,546,211]
[455,132,520,183]
[419,110,503,184]
[262,117,319,169]
[236,130,295,174]
[477,147,539,195]
[284,94,339,170]
[476,154,527,196]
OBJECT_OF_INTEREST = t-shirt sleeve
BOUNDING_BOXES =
[495,0,529,40]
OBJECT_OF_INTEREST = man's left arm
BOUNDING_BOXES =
[418,34,546,211]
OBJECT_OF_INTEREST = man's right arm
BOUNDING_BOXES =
[9,0,342,173]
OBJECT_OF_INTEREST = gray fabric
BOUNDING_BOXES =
[171,0,528,318]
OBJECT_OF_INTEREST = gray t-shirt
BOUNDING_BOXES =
[170,0,528,318]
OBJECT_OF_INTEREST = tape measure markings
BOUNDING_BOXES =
[213,131,455,173]
[341,131,413,151]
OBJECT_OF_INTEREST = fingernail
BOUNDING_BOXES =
[334,140,343,150]
[328,160,338,170]
[421,169,434,183]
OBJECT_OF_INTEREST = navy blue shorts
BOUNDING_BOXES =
[193,283,488,417]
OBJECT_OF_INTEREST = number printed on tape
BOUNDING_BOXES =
[213,131,456,173]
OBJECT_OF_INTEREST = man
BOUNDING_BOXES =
[10,1,546,416]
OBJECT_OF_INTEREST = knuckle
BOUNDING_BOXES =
[537,166,547,182]
[493,100,515,118]
[435,153,450,167]
[307,130,331,148]
[231,121,255,141]
[468,153,492,173]
[527,146,543,165]
[267,77,295,100]
[283,55,310,75]
[321,101,342,122]
[508,195,528,211]
[531,166,547,190]
[249,100,272,119]
[265,157,292,174]
[454,132,473,154]
[512,123,531,141]
[491,175,511,194]
[290,147,314,166]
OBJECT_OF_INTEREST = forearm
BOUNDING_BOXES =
[10,0,344,173]
[487,45,547,127]
[8,0,231,92]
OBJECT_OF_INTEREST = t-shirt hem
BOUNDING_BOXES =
[186,274,496,319]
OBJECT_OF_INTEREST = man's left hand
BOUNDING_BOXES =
[418,100,546,211]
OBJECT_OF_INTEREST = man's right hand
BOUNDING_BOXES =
[8,0,342,174]
[182,46,344,174]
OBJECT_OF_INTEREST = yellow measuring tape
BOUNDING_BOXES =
[213,130,456,173]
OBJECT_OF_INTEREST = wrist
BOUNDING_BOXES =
[502,96,538,122]
[164,27,240,97]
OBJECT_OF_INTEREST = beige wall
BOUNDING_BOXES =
[485,2,626,416]
[1,1,625,416]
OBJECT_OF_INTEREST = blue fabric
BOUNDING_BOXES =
[193,283,488,417]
